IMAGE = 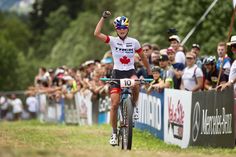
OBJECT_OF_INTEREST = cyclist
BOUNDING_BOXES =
[94,11,152,146]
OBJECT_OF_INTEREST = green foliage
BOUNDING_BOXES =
[36,6,71,59]
[1,0,236,90]
[49,11,112,67]
[0,12,34,90]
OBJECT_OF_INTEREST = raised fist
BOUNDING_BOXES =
[102,11,111,18]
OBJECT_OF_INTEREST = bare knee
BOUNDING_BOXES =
[110,93,120,111]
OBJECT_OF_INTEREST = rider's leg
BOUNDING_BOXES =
[131,75,140,120]
[109,88,120,145]
[110,89,120,134]
[131,75,140,106]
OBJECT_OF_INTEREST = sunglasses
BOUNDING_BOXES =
[116,27,128,30]
[143,49,150,51]
[186,57,194,60]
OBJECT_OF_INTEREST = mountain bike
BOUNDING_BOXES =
[100,78,153,150]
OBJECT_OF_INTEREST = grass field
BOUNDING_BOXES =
[0,120,236,157]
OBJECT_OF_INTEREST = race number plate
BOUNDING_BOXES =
[120,79,135,88]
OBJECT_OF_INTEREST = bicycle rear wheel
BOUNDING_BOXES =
[121,96,133,150]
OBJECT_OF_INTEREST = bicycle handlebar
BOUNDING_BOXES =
[100,78,153,82]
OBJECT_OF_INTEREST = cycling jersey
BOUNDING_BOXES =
[106,36,142,71]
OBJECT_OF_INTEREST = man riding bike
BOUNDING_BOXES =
[94,11,152,146]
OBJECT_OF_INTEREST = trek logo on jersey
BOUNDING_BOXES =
[115,47,134,53]
[120,56,130,64]
[126,43,133,47]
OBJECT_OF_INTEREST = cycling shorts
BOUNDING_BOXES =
[110,69,137,94]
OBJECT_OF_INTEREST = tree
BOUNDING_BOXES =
[36,6,71,59]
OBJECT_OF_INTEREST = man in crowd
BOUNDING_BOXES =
[169,35,185,65]
[26,91,39,119]
[219,36,236,90]
[9,94,23,121]
[216,42,231,81]
[167,47,185,89]
[142,43,153,64]
[158,54,174,89]
[150,50,160,67]
[204,56,226,90]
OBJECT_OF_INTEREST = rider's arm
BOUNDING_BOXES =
[94,17,108,42]
[94,11,111,42]
[138,51,152,75]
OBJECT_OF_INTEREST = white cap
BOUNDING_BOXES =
[227,35,236,46]
[169,35,181,43]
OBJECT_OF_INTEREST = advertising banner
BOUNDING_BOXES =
[74,91,93,125]
[135,90,164,140]
[164,89,192,148]
[98,95,111,124]
[190,87,235,147]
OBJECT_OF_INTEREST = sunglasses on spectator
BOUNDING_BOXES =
[143,48,150,51]
[186,57,194,60]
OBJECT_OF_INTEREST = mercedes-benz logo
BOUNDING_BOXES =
[192,102,200,142]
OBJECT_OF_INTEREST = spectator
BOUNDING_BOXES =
[181,52,203,91]
[151,43,160,51]
[169,35,186,65]
[218,35,236,91]
[159,54,174,88]
[101,57,113,78]
[134,54,148,79]
[34,67,51,87]
[9,94,23,121]
[160,48,167,55]
[191,43,202,68]
[146,66,163,93]
[167,47,185,89]
[0,95,9,120]
[151,50,160,67]
[26,91,39,119]
[216,42,231,81]
[204,56,226,90]
[142,43,153,64]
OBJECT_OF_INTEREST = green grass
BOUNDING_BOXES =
[0,120,236,157]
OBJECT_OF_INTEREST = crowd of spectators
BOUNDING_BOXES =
[0,33,234,121]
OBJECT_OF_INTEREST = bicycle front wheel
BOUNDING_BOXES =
[121,96,133,150]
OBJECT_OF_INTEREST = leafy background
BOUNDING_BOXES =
[0,0,235,90]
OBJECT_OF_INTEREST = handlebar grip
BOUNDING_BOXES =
[100,78,110,81]
[143,78,153,82]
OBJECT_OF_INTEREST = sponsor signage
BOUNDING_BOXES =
[135,90,164,140]
[98,96,111,124]
[164,89,192,148]
[190,87,235,147]
[74,92,93,125]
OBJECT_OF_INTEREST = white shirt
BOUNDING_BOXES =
[175,51,186,65]
[106,36,142,71]
[10,98,23,113]
[26,96,38,113]
[0,96,8,110]
[182,64,203,91]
